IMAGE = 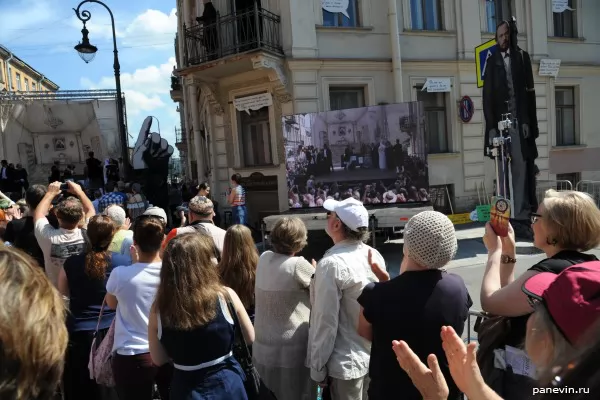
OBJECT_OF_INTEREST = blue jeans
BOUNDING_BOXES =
[232,205,247,225]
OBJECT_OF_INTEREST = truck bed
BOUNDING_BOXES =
[262,203,433,231]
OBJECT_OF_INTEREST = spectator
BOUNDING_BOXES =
[4,185,51,269]
[57,215,118,399]
[219,224,259,319]
[86,152,103,191]
[164,195,226,255]
[477,190,600,397]
[0,247,68,400]
[104,204,132,253]
[98,181,127,213]
[127,182,148,220]
[120,206,168,258]
[91,189,102,214]
[149,233,253,398]
[308,197,386,400]
[34,181,95,287]
[357,211,471,400]
[106,215,172,399]
[227,173,246,225]
[253,217,315,400]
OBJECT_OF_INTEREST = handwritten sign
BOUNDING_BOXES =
[552,0,574,13]
[233,93,273,114]
[421,78,451,93]
[538,59,561,77]
[322,0,350,18]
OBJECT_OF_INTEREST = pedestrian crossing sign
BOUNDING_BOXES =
[475,39,498,88]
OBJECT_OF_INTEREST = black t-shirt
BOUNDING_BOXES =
[86,157,102,179]
[63,253,115,332]
[357,270,472,400]
[506,250,598,347]
[5,214,59,270]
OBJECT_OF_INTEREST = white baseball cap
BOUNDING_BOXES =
[323,197,369,231]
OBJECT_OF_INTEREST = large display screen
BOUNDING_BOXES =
[283,102,430,209]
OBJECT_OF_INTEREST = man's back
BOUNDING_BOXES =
[309,240,386,382]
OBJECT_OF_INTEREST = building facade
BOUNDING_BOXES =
[0,45,59,93]
[173,0,600,225]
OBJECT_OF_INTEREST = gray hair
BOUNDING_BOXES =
[104,205,126,227]
[532,303,575,380]
[341,223,370,242]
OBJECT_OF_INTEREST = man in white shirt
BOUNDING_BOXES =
[34,181,95,287]
[308,197,386,400]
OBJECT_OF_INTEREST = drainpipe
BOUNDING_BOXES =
[37,75,46,91]
[389,0,403,103]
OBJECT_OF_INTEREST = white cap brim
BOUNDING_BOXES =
[323,198,339,212]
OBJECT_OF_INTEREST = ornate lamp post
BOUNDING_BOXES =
[73,0,130,179]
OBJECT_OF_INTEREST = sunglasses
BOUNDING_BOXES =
[530,212,543,224]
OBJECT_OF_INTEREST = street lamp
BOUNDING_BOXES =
[73,0,130,179]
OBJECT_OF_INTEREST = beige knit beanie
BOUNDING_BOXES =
[404,211,458,269]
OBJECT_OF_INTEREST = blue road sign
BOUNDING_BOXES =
[475,39,498,88]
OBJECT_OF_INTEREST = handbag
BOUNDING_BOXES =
[225,294,277,400]
[88,298,116,387]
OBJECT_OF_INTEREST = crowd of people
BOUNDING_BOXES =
[286,144,430,209]
[1,162,600,400]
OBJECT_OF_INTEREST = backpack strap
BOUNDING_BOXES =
[190,223,222,262]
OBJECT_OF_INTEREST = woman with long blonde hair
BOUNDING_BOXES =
[219,224,259,318]
[149,233,254,398]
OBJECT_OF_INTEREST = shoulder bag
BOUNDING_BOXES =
[225,293,277,400]
[88,298,116,387]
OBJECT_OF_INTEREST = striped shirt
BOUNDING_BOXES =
[232,185,246,206]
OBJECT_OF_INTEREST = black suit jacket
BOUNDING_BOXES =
[482,48,539,161]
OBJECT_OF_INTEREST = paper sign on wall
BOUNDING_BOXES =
[539,59,561,77]
[321,0,350,19]
[233,93,273,114]
[421,78,451,93]
[552,0,575,13]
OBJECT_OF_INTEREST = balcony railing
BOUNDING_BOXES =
[183,4,283,67]
[175,127,183,144]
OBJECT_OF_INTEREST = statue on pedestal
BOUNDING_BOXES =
[483,17,539,237]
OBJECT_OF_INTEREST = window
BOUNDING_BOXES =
[323,0,359,27]
[329,86,365,111]
[556,172,580,187]
[417,87,449,153]
[555,87,577,146]
[16,73,22,91]
[32,82,37,91]
[410,0,442,31]
[24,79,29,92]
[484,0,511,33]
[553,1,576,38]
[239,106,272,167]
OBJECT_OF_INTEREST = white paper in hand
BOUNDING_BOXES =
[322,0,350,18]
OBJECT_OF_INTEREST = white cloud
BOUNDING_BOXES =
[122,9,177,48]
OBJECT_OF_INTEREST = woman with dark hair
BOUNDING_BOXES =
[105,215,172,400]
[219,224,259,320]
[227,173,247,225]
[57,215,118,400]
[149,233,254,398]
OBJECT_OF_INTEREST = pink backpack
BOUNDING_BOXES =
[88,299,116,387]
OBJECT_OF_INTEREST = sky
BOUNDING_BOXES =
[0,0,180,156]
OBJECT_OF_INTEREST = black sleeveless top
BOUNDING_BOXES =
[159,295,235,367]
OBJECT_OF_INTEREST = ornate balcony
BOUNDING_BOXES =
[170,75,183,102]
[175,127,187,152]
[182,5,283,73]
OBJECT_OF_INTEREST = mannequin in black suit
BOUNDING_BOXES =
[483,18,538,236]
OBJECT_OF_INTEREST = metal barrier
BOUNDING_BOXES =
[465,310,486,344]
[576,180,600,208]
[536,180,573,203]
